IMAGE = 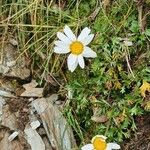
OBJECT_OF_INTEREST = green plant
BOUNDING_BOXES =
[1,0,150,148]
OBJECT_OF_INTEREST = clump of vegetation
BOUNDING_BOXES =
[1,0,150,148]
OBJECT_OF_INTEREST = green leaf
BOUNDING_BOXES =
[145,29,150,36]
[130,20,139,33]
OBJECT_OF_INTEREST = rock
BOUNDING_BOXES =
[47,94,58,103]
[24,124,45,150]
[31,98,77,150]
[21,80,43,97]
[6,61,16,67]
[1,105,18,130]
[42,137,53,150]
[0,97,6,122]
[0,41,30,80]
[9,38,18,46]
[91,115,108,123]
[0,90,16,98]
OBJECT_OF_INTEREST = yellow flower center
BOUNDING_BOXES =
[70,41,84,55]
[92,136,107,150]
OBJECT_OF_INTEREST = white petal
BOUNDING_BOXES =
[54,40,67,47]
[67,54,78,72]
[83,47,97,58]
[82,34,94,45]
[54,46,70,54]
[124,40,133,46]
[78,55,85,69]
[77,27,91,41]
[57,32,71,44]
[106,143,121,150]
[54,40,70,51]
[81,144,93,150]
[64,25,76,41]
[97,135,107,140]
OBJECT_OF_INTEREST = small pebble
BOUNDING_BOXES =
[30,120,41,130]
[7,61,16,67]
[54,100,63,105]
[8,131,19,141]
[9,38,18,46]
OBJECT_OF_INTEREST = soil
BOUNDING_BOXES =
[122,114,150,150]
[7,98,30,131]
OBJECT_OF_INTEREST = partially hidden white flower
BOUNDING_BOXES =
[124,40,133,46]
[81,135,120,150]
[54,25,97,72]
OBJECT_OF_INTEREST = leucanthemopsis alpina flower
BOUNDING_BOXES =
[54,25,97,72]
[81,135,120,150]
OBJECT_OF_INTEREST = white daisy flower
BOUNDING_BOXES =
[54,25,97,72]
[81,135,120,150]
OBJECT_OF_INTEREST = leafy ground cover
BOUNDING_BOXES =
[1,0,150,149]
